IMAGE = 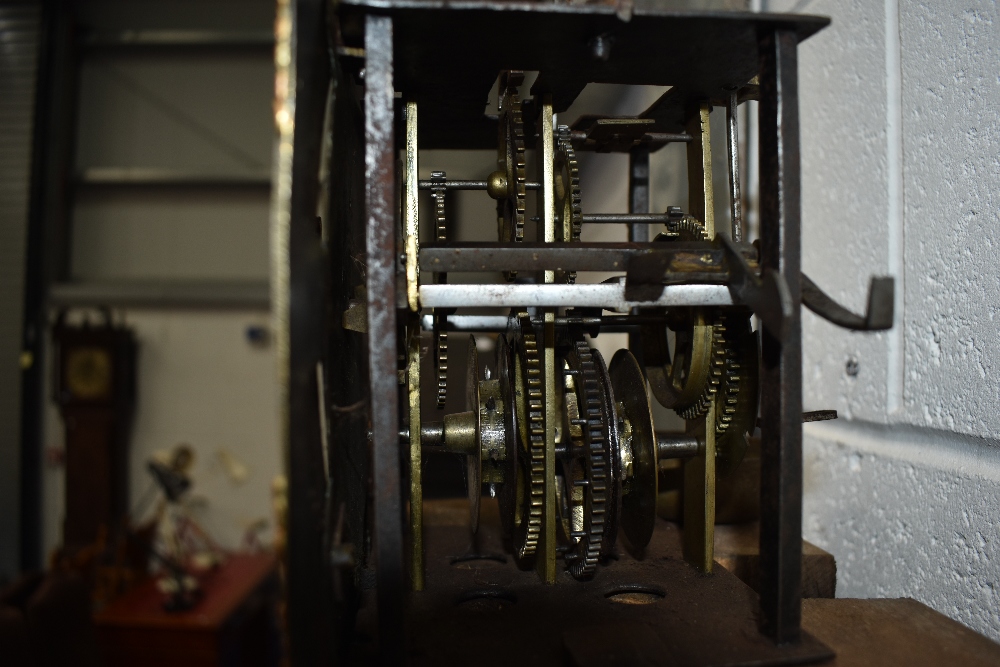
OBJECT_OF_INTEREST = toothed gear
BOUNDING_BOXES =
[509,312,544,561]
[431,171,450,409]
[558,340,615,579]
[431,170,448,245]
[714,314,759,476]
[554,125,583,283]
[667,214,710,240]
[434,323,448,409]
[497,82,527,250]
[676,322,726,421]
[715,317,740,433]
[667,216,726,421]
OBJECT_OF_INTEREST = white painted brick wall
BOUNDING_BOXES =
[769,0,1000,640]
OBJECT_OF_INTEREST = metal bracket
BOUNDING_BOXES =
[801,273,894,331]
[719,234,793,340]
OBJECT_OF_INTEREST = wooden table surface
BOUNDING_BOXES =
[96,552,276,630]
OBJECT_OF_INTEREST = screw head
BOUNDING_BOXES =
[845,357,860,377]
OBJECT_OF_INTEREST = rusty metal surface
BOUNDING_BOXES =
[363,14,406,658]
[757,27,804,645]
[335,3,828,149]
[388,499,832,666]
[420,241,754,275]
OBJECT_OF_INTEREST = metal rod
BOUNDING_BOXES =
[758,26,804,645]
[656,433,701,460]
[417,179,541,191]
[419,281,733,310]
[364,14,405,658]
[582,212,678,225]
[727,91,743,242]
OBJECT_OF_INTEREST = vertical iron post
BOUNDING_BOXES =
[627,147,650,357]
[628,148,650,242]
[364,13,406,658]
[757,26,803,645]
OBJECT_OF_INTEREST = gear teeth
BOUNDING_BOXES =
[516,313,545,559]
[716,331,741,432]
[435,326,448,409]
[431,171,450,409]
[668,215,710,241]
[430,170,448,244]
[677,322,726,421]
[497,81,527,283]
[554,125,583,284]
[561,340,611,579]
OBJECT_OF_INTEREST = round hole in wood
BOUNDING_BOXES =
[455,588,517,611]
[604,584,666,605]
[450,553,508,569]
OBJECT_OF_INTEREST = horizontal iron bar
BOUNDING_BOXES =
[569,130,693,145]
[419,280,733,309]
[417,180,542,190]
[420,242,749,274]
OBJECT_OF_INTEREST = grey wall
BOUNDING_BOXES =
[766,0,1000,640]
[0,2,41,584]
[40,0,281,556]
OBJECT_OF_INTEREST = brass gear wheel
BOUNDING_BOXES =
[714,314,759,476]
[641,216,726,419]
[433,317,449,409]
[554,125,583,284]
[504,312,544,563]
[557,339,617,579]
[494,73,527,249]
[430,171,450,409]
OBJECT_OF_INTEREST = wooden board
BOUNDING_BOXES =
[803,598,1000,667]
[715,522,837,598]
[381,499,833,667]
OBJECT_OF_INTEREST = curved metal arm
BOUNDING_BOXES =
[719,234,793,340]
[801,274,894,331]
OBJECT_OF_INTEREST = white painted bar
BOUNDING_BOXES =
[419,279,732,309]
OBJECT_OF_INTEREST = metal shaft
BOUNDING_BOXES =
[418,180,542,190]
[727,91,743,242]
[656,433,701,460]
